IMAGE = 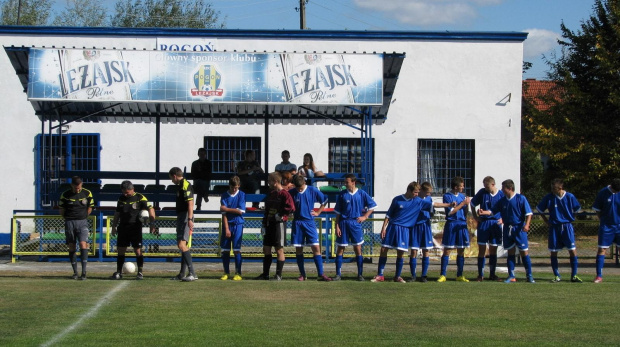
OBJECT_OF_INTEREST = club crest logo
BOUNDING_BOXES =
[191,64,223,97]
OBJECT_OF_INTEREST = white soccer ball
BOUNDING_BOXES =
[123,262,136,274]
[140,210,150,224]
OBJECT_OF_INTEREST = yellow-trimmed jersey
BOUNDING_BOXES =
[116,192,152,226]
[59,188,94,220]
[174,178,194,212]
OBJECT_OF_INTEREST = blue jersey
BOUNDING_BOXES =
[415,195,434,225]
[444,192,467,221]
[386,195,433,228]
[536,191,581,224]
[289,185,328,221]
[592,186,620,227]
[335,188,377,220]
[220,190,246,224]
[471,188,503,220]
[492,193,532,226]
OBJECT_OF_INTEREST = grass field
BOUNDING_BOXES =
[1,269,619,347]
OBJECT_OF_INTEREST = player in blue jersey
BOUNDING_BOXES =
[219,176,246,281]
[491,179,535,283]
[409,182,454,283]
[591,178,620,283]
[470,176,504,282]
[289,174,332,281]
[371,181,433,283]
[438,177,471,283]
[536,178,583,283]
[334,174,377,281]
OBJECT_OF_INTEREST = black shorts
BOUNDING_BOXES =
[263,221,286,248]
[117,224,143,248]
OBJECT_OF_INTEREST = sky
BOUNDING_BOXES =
[55,0,599,80]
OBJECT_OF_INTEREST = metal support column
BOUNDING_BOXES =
[360,107,374,196]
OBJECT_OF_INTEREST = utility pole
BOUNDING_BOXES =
[17,0,22,25]
[298,0,307,30]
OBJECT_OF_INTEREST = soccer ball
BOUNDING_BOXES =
[123,262,136,274]
[140,210,150,224]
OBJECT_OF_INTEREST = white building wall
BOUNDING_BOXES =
[0,32,524,236]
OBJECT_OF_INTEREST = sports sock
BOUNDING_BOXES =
[522,254,532,277]
[182,251,195,276]
[263,254,273,276]
[410,257,417,278]
[69,251,77,274]
[356,255,363,277]
[596,254,605,277]
[313,254,324,276]
[477,256,485,277]
[570,255,578,278]
[550,255,559,277]
[276,260,285,277]
[378,256,387,276]
[395,257,404,278]
[296,254,306,277]
[440,255,449,276]
[117,254,126,273]
[222,252,231,274]
[422,256,430,277]
[137,255,143,273]
[235,253,243,275]
[180,254,187,277]
[456,255,464,277]
[507,254,516,278]
[489,255,497,277]
[80,249,88,275]
[335,255,343,276]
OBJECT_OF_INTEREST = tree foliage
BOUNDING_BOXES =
[53,0,107,27]
[524,0,620,201]
[110,0,225,28]
[0,0,53,25]
[1,0,224,28]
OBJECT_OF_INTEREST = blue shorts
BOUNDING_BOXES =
[441,220,469,249]
[411,222,434,250]
[336,219,364,247]
[477,219,502,246]
[597,224,620,249]
[548,223,576,251]
[292,220,319,247]
[381,224,409,251]
[220,222,243,251]
[503,224,529,251]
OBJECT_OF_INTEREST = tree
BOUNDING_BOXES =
[0,0,53,25]
[110,0,225,29]
[524,0,620,202]
[53,0,108,27]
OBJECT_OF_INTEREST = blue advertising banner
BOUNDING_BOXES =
[27,49,383,106]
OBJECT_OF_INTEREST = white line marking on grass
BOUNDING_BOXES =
[41,281,129,347]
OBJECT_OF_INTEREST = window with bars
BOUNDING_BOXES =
[417,139,475,197]
[328,138,374,175]
[204,137,261,175]
[35,134,101,208]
